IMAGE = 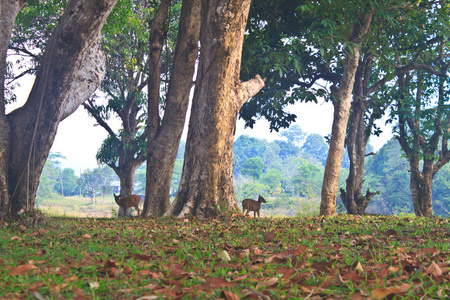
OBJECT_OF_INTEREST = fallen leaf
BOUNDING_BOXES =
[426,261,442,276]
[354,261,364,272]
[370,283,410,299]
[237,249,250,259]
[256,277,279,289]
[218,250,231,262]
[104,259,119,268]
[9,264,39,276]
[89,282,100,289]
[221,290,240,300]
[322,274,344,288]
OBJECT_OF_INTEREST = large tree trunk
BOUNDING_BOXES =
[143,0,200,216]
[165,0,264,218]
[4,0,117,214]
[320,12,373,216]
[409,168,433,217]
[0,0,26,215]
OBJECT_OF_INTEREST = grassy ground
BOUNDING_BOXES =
[1,212,450,299]
[37,195,124,218]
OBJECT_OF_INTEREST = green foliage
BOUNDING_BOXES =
[241,157,264,180]
[364,139,413,215]
[54,168,79,196]
[292,160,323,198]
[77,166,116,202]
[36,152,76,205]
[301,133,328,165]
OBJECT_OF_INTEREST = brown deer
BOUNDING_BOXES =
[242,195,266,218]
[113,193,141,216]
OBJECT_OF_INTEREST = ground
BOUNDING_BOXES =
[1,212,449,299]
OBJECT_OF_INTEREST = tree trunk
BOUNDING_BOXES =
[4,0,117,214]
[320,12,373,216]
[0,0,26,215]
[143,0,200,216]
[146,0,171,140]
[340,56,377,215]
[165,0,264,218]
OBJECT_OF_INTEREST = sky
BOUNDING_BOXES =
[7,75,393,175]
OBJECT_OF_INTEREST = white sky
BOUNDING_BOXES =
[7,75,393,175]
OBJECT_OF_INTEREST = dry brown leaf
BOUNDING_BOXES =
[233,274,249,281]
[237,250,250,259]
[417,247,440,258]
[255,277,279,289]
[221,290,240,300]
[9,264,39,276]
[426,261,442,276]
[370,283,410,299]
[354,261,364,272]
[388,266,400,273]
[322,274,344,288]
[349,291,365,300]
[104,259,119,268]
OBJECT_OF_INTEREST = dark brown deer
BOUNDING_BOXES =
[242,195,266,218]
[114,193,141,216]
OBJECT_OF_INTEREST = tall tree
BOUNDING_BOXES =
[395,47,450,217]
[142,0,201,216]
[82,0,167,216]
[165,0,264,218]
[1,0,118,215]
[340,48,391,215]
[319,9,374,216]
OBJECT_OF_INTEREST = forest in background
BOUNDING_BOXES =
[37,124,450,217]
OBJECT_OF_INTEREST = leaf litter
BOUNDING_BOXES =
[1,213,450,299]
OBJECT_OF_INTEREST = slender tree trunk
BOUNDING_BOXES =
[143,0,200,216]
[165,0,264,218]
[4,0,117,214]
[340,62,376,215]
[320,12,373,216]
[340,97,374,214]
[0,0,26,215]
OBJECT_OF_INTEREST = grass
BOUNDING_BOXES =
[1,212,450,299]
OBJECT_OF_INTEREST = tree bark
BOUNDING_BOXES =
[4,0,117,214]
[165,0,264,218]
[143,0,200,216]
[340,52,379,215]
[0,0,26,215]
[320,12,373,216]
[146,0,171,140]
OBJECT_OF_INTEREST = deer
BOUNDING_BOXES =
[113,193,141,216]
[242,195,266,218]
